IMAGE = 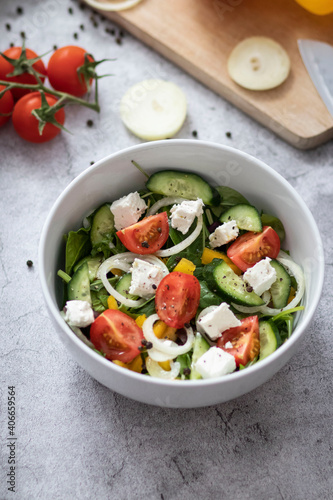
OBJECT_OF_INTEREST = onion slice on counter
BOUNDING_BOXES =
[232,250,305,316]
[83,0,144,12]
[97,253,168,307]
[143,314,194,356]
[146,358,180,380]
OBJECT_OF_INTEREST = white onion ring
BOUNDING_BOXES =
[148,348,175,362]
[97,253,169,307]
[142,314,194,356]
[196,306,218,334]
[232,251,305,316]
[147,197,187,216]
[155,215,203,257]
[146,358,180,380]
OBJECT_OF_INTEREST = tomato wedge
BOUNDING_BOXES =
[116,212,169,254]
[90,309,143,363]
[217,316,260,367]
[155,272,201,328]
[227,226,280,272]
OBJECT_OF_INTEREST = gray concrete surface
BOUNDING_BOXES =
[1,1,333,499]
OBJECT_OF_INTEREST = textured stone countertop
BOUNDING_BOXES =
[1,1,332,499]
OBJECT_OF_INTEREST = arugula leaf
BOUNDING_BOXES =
[65,227,92,275]
[91,290,109,313]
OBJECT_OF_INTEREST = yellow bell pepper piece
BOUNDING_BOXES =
[288,287,296,304]
[107,295,118,310]
[158,360,171,371]
[135,314,147,328]
[294,0,333,15]
[201,247,242,275]
[173,257,196,275]
[111,268,123,277]
[113,355,143,373]
[153,320,177,341]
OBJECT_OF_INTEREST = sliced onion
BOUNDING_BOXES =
[232,251,305,316]
[196,306,218,334]
[156,215,203,257]
[148,348,175,362]
[143,314,194,356]
[84,0,143,12]
[147,197,187,216]
[146,358,180,380]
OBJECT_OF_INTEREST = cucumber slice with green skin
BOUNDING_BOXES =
[146,170,220,206]
[67,263,91,304]
[261,214,285,243]
[115,273,138,300]
[190,332,210,380]
[269,259,291,309]
[259,320,281,360]
[90,204,115,253]
[220,204,262,232]
[73,256,103,282]
[203,259,265,307]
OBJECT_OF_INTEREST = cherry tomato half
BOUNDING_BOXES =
[0,85,14,127]
[227,226,280,272]
[90,309,144,363]
[217,316,260,367]
[116,212,169,255]
[47,46,94,97]
[155,272,201,328]
[12,92,65,143]
[0,47,47,100]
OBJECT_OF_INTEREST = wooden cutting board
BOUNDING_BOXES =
[91,0,333,149]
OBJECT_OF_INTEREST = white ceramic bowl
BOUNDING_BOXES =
[39,140,324,408]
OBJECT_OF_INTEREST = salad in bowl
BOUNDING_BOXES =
[57,163,305,382]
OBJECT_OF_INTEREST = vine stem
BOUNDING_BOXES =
[0,79,100,112]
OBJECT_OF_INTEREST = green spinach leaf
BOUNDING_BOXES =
[65,227,92,275]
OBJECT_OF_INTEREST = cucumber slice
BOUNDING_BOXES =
[73,256,103,282]
[190,333,210,380]
[228,36,290,91]
[120,79,187,140]
[90,204,115,254]
[203,259,265,307]
[220,204,262,232]
[259,320,281,360]
[115,273,138,300]
[146,170,220,206]
[270,260,291,309]
[261,214,285,243]
[67,263,91,304]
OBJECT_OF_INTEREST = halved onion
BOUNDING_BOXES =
[232,251,305,316]
[143,314,194,356]
[146,358,180,380]
[97,253,168,307]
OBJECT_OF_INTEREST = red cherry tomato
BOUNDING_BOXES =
[217,316,260,367]
[0,85,14,126]
[12,92,65,143]
[0,47,47,100]
[227,226,280,272]
[90,309,144,363]
[155,272,201,328]
[47,46,94,97]
[116,212,169,255]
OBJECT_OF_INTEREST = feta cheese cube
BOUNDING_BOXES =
[224,341,234,349]
[197,302,241,341]
[64,300,95,328]
[195,347,236,379]
[129,258,165,299]
[209,220,239,248]
[110,191,147,231]
[243,257,277,296]
[170,198,204,234]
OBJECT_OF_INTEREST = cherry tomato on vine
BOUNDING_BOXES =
[116,213,169,255]
[90,309,144,363]
[47,46,94,97]
[0,47,47,100]
[12,92,65,143]
[0,85,14,127]
[155,272,201,328]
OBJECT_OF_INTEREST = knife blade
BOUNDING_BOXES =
[298,39,333,119]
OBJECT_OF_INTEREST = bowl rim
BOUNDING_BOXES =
[39,139,325,388]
